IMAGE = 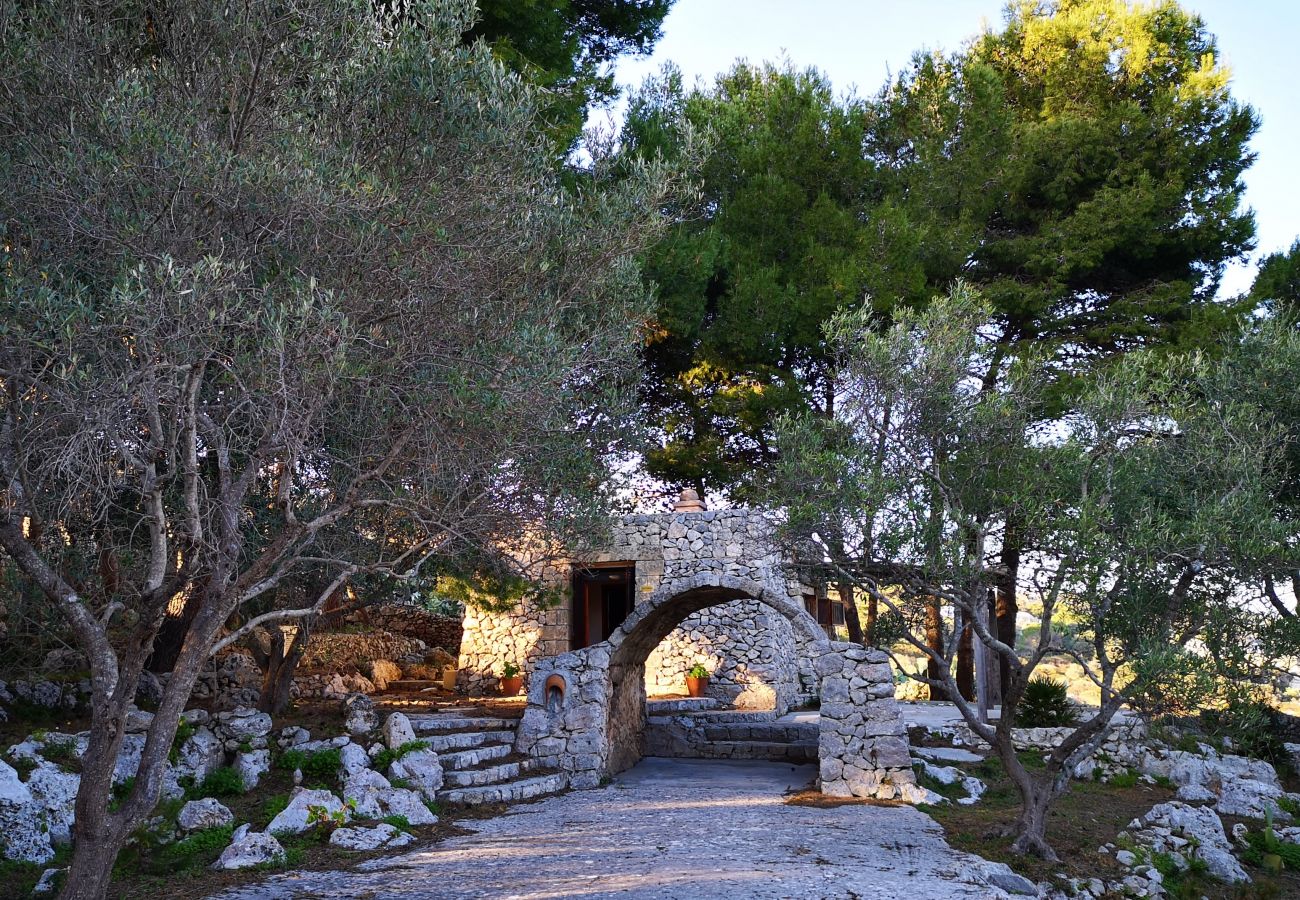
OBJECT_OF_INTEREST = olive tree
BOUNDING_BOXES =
[772,287,1295,858]
[0,0,682,895]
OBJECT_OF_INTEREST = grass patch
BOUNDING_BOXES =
[277,747,341,788]
[189,766,246,799]
[261,793,291,826]
[379,814,412,832]
[6,754,37,779]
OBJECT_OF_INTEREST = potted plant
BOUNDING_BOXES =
[498,661,523,696]
[685,663,710,698]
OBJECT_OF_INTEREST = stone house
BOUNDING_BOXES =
[457,490,848,712]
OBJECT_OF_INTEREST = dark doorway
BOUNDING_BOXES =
[571,563,635,649]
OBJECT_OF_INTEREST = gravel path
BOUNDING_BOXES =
[214,758,1024,899]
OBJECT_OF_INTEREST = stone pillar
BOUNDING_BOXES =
[816,642,930,803]
[514,646,612,789]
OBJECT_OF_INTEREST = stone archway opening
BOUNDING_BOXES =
[608,584,763,773]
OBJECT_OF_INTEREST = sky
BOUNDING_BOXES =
[595,0,1300,297]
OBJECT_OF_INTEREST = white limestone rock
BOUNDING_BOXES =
[328,822,414,851]
[266,788,351,836]
[0,759,54,864]
[124,708,155,733]
[214,707,273,744]
[338,742,371,780]
[343,693,378,737]
[375,787,438,826]
[213,831,285,870]
[177,798,234,832]
[26,762,79,846]
[343,768,391,819]
[388,748,443,802]
[174,726,224,781]
[382,712,417,750]
[234,748,271,791]
[277,725,311,749]
[1139,801,1249,884]
[1215,777,1293,821]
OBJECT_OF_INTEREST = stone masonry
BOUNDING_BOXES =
[817,643,930,803]
[457,500,820,706]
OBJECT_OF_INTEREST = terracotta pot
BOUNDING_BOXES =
[685,675,709,698]
[499,675,523,696]
[441,666,457,691]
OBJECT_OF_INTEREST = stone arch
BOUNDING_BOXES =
[603,572,828,773]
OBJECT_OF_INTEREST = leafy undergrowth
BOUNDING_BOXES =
[923,752,1300,899]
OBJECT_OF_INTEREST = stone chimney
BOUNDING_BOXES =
[672,488,706,513]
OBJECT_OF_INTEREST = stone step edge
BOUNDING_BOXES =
[437,743,515,769]
[419,729,517,751]
[409,717,520,732]
[437,771,568,806]
[442,758,542,788]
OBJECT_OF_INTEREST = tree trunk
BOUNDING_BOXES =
[251,620,312,715]
[838,580,863,644]
[1008,782,1059,860]
[864,593,878,647]
[59,824,128,900]
[996,516,1022,697]
[147,579,206,673]
[955,608,974,701]
[925,597,948,701]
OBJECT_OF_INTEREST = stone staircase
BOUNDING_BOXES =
[644,705,818,763]
[406,709,567,806]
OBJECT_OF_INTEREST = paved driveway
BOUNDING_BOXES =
[215,758,1022,899]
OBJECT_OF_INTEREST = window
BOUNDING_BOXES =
[571,563,635,650]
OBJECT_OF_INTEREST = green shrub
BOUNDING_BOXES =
[1241,824,1300,870]
[372,740,430,772]
[158,824,234,870]
[1017,677,1078,727]
[1198,699,1289,766]
[277,747,342,787]
[38,737,77,768]
[1277,795,1300,819]
[686,663,710,679]
[6,755,37,779]
[190,766,245,798]
[1109,769,1140,788]
[110,777,135,812]
[379,814,412,832]
[169,720,197,765]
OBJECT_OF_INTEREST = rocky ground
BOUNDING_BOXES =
[212,757,1035,900]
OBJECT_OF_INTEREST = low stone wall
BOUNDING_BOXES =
[299,630,427,673]
[936,718,1150,780]
[361,605,463,653]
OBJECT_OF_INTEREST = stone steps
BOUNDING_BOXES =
[438,743,514,770]
[409,715,518,732]
[419,729,517,753]
[703,740,818,762]
[442,758,541,788]
[702,723,817,743]
[646,697,722,714]
[438,771,568,806]
[385,679,442,692]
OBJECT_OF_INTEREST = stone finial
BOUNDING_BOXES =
[672,488,706,513]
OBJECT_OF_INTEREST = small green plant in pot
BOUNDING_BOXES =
[685,663,711,698]
[499,661,523,697]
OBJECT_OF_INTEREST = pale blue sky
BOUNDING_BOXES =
[599,1,1299,296]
